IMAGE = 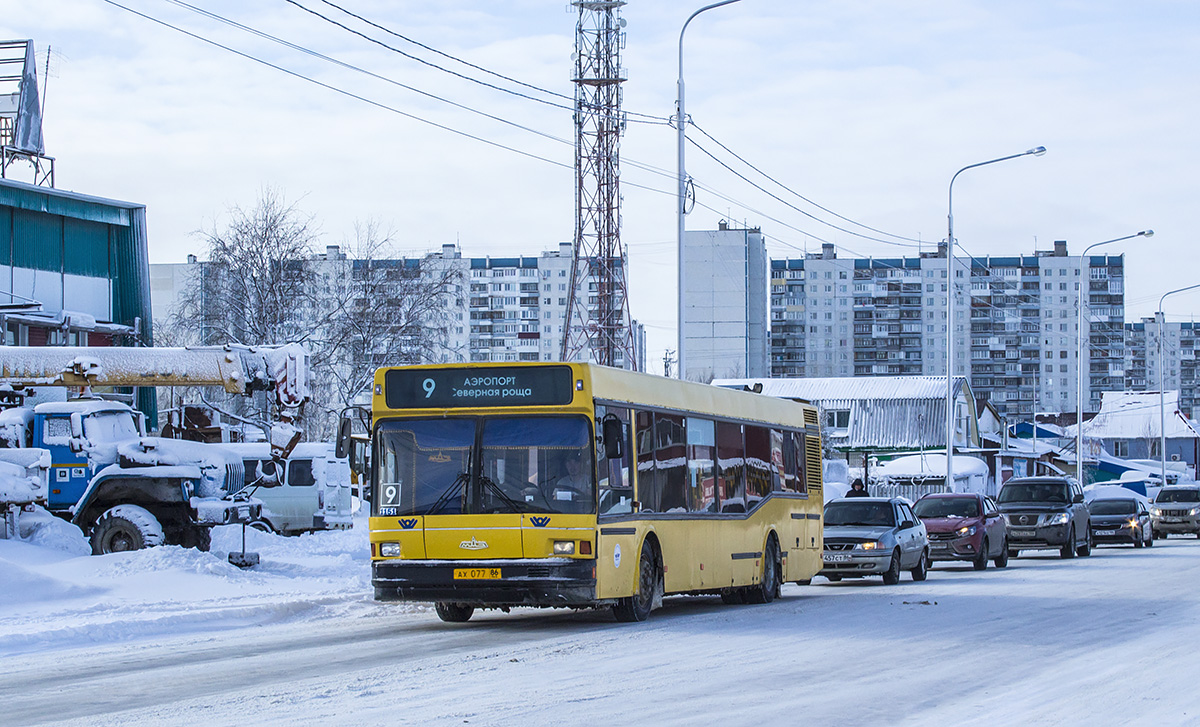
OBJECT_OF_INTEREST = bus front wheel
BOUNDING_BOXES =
[435,602,474,623]
[614,540,659,623]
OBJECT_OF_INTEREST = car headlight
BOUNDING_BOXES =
[553,540,576,555]
[1126,519,1139,529]
[955,525,978,537]
[1043,513,1070,526]
[379,542,401,558]
[1190,508,1200,517]
[857,541,885,551]
[1151,507,1162,516]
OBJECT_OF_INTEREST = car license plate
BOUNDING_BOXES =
[1010,530,1035,538]
[823,554,850,563]
[1161,517,1181,523]
[1095,529,1117,536]
[931,543,949,550]
[453,567,501,580]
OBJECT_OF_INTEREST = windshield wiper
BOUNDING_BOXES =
[426,471,469,515]
[479,474,523,514]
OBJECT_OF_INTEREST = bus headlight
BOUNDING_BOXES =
[379,542,401,557]
[553,540,576,555]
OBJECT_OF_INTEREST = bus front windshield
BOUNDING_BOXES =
[374,416,595,516]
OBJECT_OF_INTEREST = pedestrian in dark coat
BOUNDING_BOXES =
[845,478,869,497]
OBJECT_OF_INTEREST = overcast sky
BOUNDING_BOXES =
[4,0,1197,370]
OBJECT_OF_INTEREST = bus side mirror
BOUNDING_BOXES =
[602,415,624,460]
[68,413,84,453]
[335,416,353,460]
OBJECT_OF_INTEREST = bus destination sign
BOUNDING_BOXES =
[384,366,575,409]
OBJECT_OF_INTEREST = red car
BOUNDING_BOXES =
[913,493,1009,570]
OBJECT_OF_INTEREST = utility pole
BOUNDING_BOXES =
[663,349,676,378]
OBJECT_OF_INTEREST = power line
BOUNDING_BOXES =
[283,0,671,126]
[685,132,924,249]
[163,0,576,147]
[689,120,925,245]
[104,0,575,171]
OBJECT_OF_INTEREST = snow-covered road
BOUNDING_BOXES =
[4,516,1198,726]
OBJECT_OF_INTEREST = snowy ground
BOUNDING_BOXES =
[3,512,1199,726]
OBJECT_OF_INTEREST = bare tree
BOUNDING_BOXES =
[174,188,317,347]
[319,221,465,418]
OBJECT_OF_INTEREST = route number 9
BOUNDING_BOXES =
[382,484,399,505]
[422,378,436,398]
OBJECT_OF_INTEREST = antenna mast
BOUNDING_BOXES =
[561,1,637,370]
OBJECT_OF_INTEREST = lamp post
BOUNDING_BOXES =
[1156,282,1200,487]
[945,146,1045,489]
[1074,230,1153,484]
[677,0,742,380]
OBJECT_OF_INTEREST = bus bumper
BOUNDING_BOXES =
[372,558,597,607]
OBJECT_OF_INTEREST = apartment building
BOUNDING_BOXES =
[682,221,768,381]
[769,240,1126,419]
[151,242,642,372]
[1125,318,1199,417]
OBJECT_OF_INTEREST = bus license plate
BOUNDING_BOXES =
[454,567,501,580]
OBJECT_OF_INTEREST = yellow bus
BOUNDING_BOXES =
[360,362,823,622]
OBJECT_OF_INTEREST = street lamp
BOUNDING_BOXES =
[945,146,1045,489]
[1156,281,1200,488]
[677,0,743,380]
[1074,230,1153,484]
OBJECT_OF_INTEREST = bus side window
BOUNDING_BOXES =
[597,406,633,515]
[794,434,808,495]
[717,421,746,513]
[685,417,717,514]
[655,413,687,513]
[634,410,658,512]
[744,425,773,509]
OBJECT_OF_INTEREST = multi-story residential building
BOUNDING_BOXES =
[683,221,768,381]
[1125,317,1199,418]
[769,240,1126,420]
[151,241,642,379]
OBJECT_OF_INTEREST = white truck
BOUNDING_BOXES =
[0,344,310,554]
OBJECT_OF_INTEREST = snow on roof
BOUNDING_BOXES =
[875,453,989,479]
[713,375,966,402]
[1067,391,1200,440]
[32,400,131,416]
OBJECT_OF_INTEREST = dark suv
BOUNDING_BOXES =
[997,477,1092,559]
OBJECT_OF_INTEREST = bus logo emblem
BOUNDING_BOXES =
[398,518,418,530]
[460,538,488,550]
[530,516,550,527]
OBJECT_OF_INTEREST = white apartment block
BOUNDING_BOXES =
[770,240,1126,420]
[1125,318,1199,417]
[683,222,769,381]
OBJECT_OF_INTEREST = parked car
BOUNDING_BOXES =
[913,493,1008,570]
[1088,497,1153,548]
[820,497,929,585]
[997,477,1092,559]
[1149,486,1200,538]
[228,442,354,535]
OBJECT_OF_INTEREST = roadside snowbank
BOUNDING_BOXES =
[0,513,392,657]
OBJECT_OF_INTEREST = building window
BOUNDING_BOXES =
[825,410,850,429]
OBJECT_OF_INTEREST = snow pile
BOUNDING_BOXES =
[0,407,32,448]
[0,512,381,658]
[0,448,50,505]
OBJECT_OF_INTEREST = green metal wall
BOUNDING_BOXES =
[0,180,156,420]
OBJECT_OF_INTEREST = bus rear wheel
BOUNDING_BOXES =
[614,540,659,623]
[435,602,475,623]
[745,536,781,604]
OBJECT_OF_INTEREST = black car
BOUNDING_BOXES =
[997,476,1092,558]
[1089,498,1153,548]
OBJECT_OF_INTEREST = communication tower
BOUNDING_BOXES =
[560,1,637,370]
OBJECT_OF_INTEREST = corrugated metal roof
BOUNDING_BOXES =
[713,375,964,401]
[1071,391,1200,440]
[713,376,970,450]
